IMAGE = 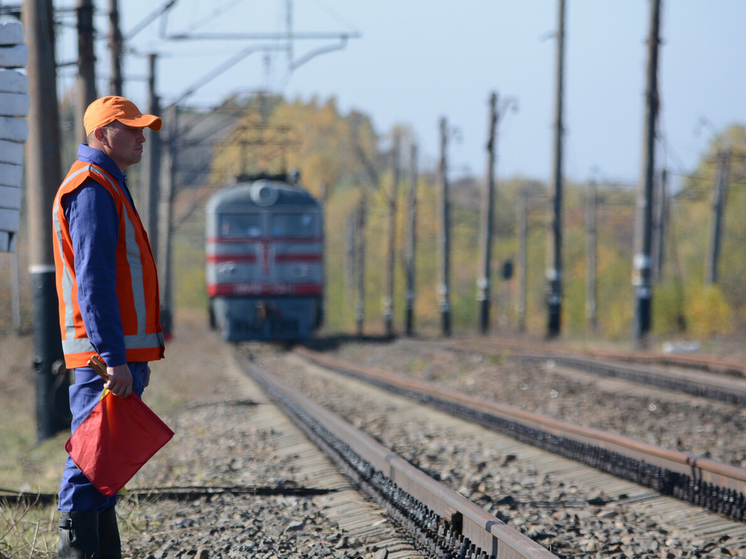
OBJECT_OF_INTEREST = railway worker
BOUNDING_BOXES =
[52,96,166,559]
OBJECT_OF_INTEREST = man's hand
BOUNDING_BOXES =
[105,363,133,397]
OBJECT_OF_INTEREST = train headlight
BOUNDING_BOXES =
[250,181,279,206]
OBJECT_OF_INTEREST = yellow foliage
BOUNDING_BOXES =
[202,96,746,340]
[686,285,733,337]
[210,94,378,200]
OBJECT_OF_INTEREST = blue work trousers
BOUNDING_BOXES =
[58,362,149,512]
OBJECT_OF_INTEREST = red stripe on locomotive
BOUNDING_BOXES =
[206,254,322,263]
[206,282,323,297]
[207,235,323,244]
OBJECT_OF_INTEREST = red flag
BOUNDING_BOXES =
[65,360,174,497]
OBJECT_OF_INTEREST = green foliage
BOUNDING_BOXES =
[659,124,746,339]
[652,278,686,335]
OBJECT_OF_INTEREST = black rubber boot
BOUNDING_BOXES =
[58,511,99,559]
[98,507,122,559]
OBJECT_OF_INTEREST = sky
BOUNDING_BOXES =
[53,0,746,189]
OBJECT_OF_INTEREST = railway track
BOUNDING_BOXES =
[440,338,746,378]
[426,338,746,407]
[240,351,556,559]
[288,346,746,521]
[240,343,746,557]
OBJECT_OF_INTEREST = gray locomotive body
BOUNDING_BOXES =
[205,177,323,341]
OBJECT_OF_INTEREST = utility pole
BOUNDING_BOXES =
[405,142,418,337]
[355,192,367,337]
[706,150,730,286]
[478,92,497,334]
[319,182,328,328]
[158,105,178,339]
[438,117,452,337]
[383,131,400,337]
[108,0,123,95]
[76,0,96,143]
[23,0,69,440]
[546,0,565,338]
[140,53,161,255]
[586,179,597,331]
[632,0,662,349]
[345,209,356,304]
[651,167,667,283]
[517,190,528,333]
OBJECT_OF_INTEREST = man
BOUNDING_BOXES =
[52,96,165,558]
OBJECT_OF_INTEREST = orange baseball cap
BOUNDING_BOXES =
[84,96,162,136]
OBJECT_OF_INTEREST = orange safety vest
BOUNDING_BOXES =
[52,160,165,368]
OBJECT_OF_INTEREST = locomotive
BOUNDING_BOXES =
[205,174,324,341]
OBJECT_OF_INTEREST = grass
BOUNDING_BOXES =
[0,502,59,559]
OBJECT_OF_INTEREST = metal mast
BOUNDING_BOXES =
[478,92,497,334]
[546,0,566,338]
[632,0,662,348]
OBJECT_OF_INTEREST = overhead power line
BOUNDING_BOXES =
[163,31,361,41]
[124,0,178,41]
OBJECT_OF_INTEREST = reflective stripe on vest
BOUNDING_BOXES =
[53,161,163,367]
[60,332,166,355]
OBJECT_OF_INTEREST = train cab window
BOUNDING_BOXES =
[270,212,317,237]
[219,214,262,237]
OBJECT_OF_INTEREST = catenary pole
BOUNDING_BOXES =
[355,192,367,336]
[586,179,597,331]
[23,0,69,440]
[705,150,730,286]
[478,92,497,334]
[319,182,328,328]
[653,167,668,282]
[404,142,418,337]
[651,169,662,283]
[438,117,452,337]
[158,104,178,338]
[140,53,161,257]
[384,131,400,337]
[632,0,662,348]
[75,0,96,143]
[517,190,528,333]
[108,0,123,95]
[546,0,565,338]
[345,209,356,303]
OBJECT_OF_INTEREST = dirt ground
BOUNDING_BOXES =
[0,310,230,557]
[0,328,62,494]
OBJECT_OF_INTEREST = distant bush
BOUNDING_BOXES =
[686,285,733,337]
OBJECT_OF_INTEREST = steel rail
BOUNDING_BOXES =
[430,339,746,406]
[294,346,746,521]
[444,338,746,378]
[242,359,557,559]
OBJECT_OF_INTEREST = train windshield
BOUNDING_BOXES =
[270,212,318,237]
[219,213,262,237]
